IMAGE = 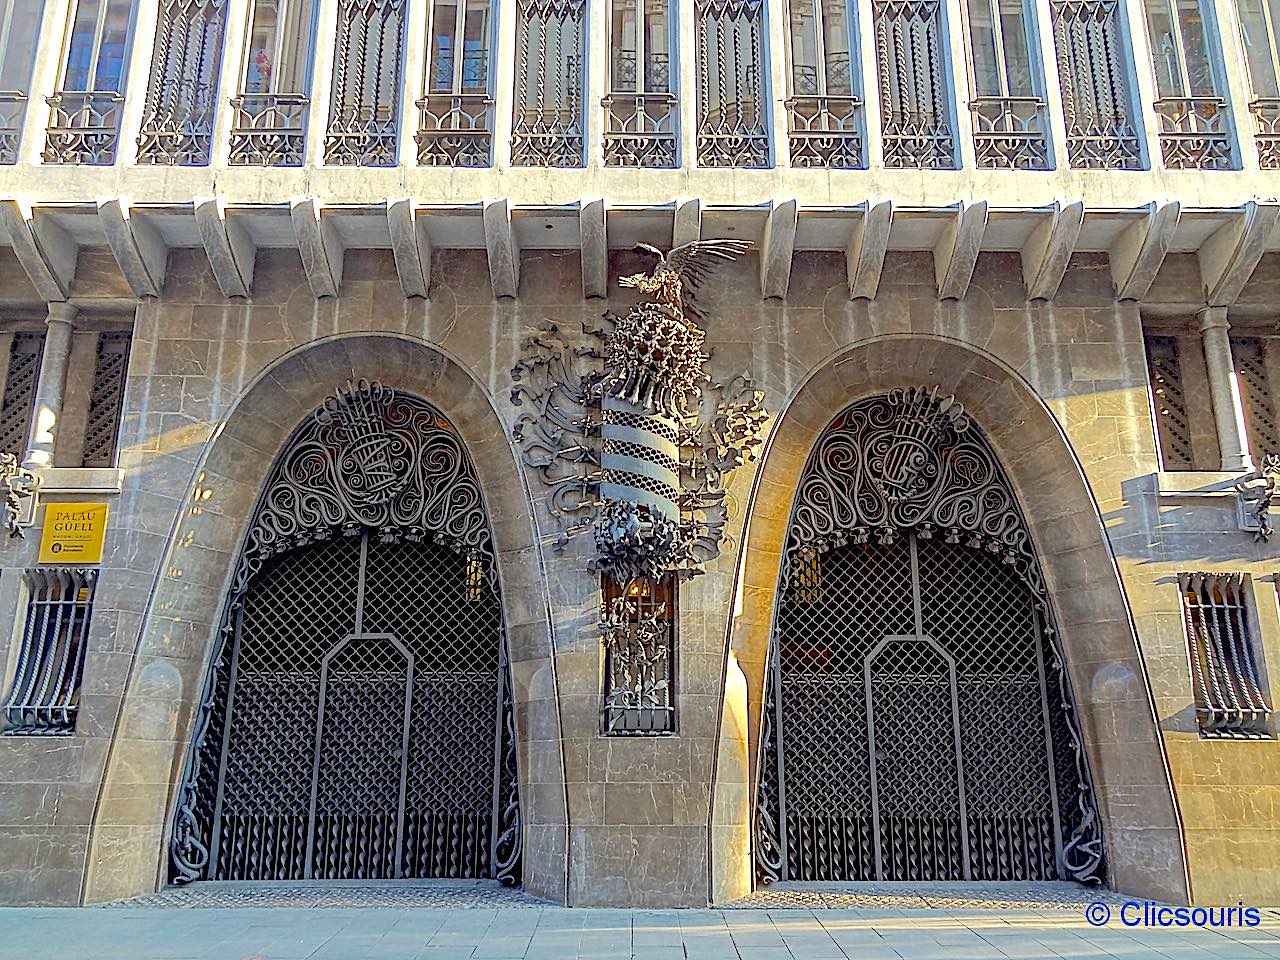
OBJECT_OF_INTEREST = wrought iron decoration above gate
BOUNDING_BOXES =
[754,387,1105,886]
[170,381,521,884]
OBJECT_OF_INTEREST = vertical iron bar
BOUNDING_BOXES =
[209,602,247,878]
[1032,607,1065,878]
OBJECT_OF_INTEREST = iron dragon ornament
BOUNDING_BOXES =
[512,239,768,584]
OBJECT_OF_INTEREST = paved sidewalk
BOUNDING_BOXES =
[3,902,1280,960]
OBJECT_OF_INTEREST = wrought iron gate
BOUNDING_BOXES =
[755,388,1105,886]
[170,382,521,884]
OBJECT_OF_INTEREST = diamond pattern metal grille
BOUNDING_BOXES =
[207,531,508,881]
[0,333,43,458]
[174,383,520,886]
[757,389,1104,887]
[82,332,130,468]
[1145,335,1193,470]
[1232,337,1280,461]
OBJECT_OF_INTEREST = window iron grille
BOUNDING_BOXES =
[81,331,129,468]
[1180,572,1272,739]
[419,0,493,165]
[873,0,956,168]
[601,574,676,735]
[1145,335,1194,470]
[1235,0,1280,163]
[136,0,231,165]
[785,0,864,166]
[511,0,586,167]
[695,0,769,167]
[1050,0,1143,169]
[605,0,676,166]
[1232,336,1280,462]
[2,568,97,735]
[0,332,43,459]
[325,0,406,165]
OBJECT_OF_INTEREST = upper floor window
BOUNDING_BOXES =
[695,0,769,167]
[325,0,405,165]
[0,331,42,459]
[136,0,232,165]
[874,0,955,168]
[1179,572,1272,740]
[43,0,133,164]
[1145,333,1195,471]
[419,0,494,165]
[82,331,130,468]
[1049,0,1143,169]
[963,0,1049,168]
[785,0,863,167]
[603,0,676,167]
[511,0,586,166]
[1234,0,1280,167]
[1232,335,1280,463]
[1142,0,1232,168]
[230,0,316,165]
[0,0,45,162]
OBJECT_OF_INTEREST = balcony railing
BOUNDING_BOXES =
[229,93,308,166]
[1154,96,1232,170]
[0,91,24,163]
[1250,98,1280,169]
[42,91,123,165]
[970,96,1049,170]
[416,93,493,166]
[603,92,676,168]
[786,95,863,168]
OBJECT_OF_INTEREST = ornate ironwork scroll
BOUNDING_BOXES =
[0,453,38,538]
[755,387,1106,887]
[1235,454,1280,542]
[229,94,308,166]
[136,0,230,165]
[511,0,587,166]
[695,0,769,166]
[1154,97,1232,170]
[513,242,767,734]
[971,96,1049,169]
[170,381,522,885]
[874,0,956,168]
[1050,0,1142,169]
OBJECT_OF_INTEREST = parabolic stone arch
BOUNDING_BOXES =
[715,335,1190,905]
[83,335,565,904]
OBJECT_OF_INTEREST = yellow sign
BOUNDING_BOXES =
[38,503,109,564]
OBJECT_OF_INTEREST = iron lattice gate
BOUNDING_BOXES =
[170,382,521,884]
[755,387,1105,886]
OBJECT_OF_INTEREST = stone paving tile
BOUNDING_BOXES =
[6,899,1280,960]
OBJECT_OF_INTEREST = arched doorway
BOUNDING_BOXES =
[754,387,1105,885]
[168,380,521,884]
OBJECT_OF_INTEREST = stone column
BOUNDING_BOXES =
[22,301,78,471]
[1199,305,1253,472]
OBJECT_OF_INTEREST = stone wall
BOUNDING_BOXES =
[0,243,1276,906]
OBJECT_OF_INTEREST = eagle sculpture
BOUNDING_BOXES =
[620,238,754,322]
